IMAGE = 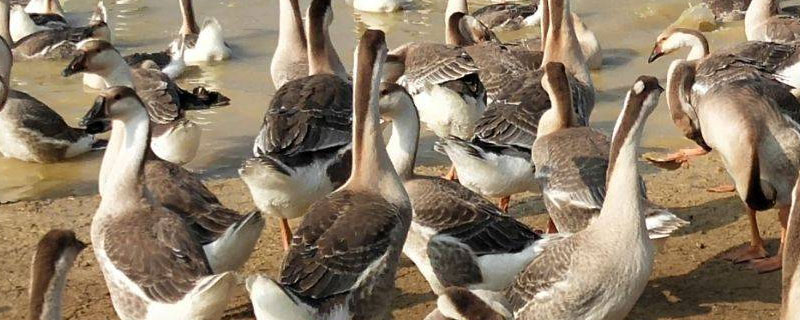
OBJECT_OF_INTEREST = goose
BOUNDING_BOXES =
[668,59,800,273]
[240,0,352,251]
[28,229,86,320]
[174,0,230,64]
[437,0,594,211]
[86,86,235,320]
[246,29,412,319]
[350,0,407,13]
[532,61,688,237]
[646,27,800,168]
[378,81,545,294]
[0,38,105,163]
[62,39,230,165]
[783,177,800,319]
[270,0,349,89]
[505,76,663,319]
[745,0,800,43]
[472,0,539,31]
[18,0,65,28]
[424,287,512,320]
[0,0,108,60]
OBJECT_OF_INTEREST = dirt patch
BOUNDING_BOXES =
[0,154,785,319]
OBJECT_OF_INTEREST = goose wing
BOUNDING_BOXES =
[396,43,480,95]
[464,42,532,100]
[131,67,183,124]
[103,206,211,303]
[408,177,540,255]
[473,2,538,29]
[254,74,352,156]
[279,191,408,303]
[765,16,800,43]
[8,90,84,142]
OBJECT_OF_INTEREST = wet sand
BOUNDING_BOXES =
[0,153,786,319]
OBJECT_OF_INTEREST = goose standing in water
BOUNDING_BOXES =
[532,61,688,236]
[377,81,545,294]
[745,0,800,42]
[0,0,108,60]
[28,230,86,320]
[173,0,230,64]
[646,27,800,170]
[438,0,594,211]
[241,0,352,251]
[247,29,412,320]
[668,59,800,273]
[0,38,105,163]
[85,87,235,320]
[62,39,230,165]
[783,178,800,319]
[506,76,663,319]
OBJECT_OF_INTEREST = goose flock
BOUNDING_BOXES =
[9,0,800,319]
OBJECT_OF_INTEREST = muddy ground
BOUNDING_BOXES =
[0,152,787,319]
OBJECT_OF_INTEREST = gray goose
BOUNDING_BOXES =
[247,29,412,320]
[668,59,800,273]
[377,81,545,294]
[647,27,800,168]
[437,0,594,211]
[0,0,108,60]
[62,39,230,165]
[240,0,352,251]
[532,61,688,237]
[28,229,86,320]
[0,37,105,163]
[506,76,663,320]
[783,177,800,319]
[86,87,234,320]
[745,0,800,43]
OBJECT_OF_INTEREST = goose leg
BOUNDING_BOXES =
[444,166,458,181]
[748,207,789,273]
[498,196,510,212]
[645,146,709,169]
[280,218,292,251]
[723,208,768,263]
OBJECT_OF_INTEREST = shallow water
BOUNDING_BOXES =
[0,0,783,202]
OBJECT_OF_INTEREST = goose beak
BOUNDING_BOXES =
[648,44,664,63]
[81,96,111,134]
[62,52,88,77]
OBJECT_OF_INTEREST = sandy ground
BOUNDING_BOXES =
[0,151,788,319]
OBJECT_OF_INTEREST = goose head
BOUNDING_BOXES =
[648,27,709,63]
[29,229,86,320]
[81,86,144,134]
[62,39,121,77]
[378,82,414,119]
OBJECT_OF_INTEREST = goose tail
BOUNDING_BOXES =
[204,210,265,273]
[187,17,231,62]
[645,204,689,240]
[246,275,312,320]
[178,86,231,110]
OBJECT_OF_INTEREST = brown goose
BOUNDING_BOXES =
[240,0,352,251]
[783,177,800,319]
[28,229,86,320]
[668,59,800,273]
[62,39,230,165]
[437,0,594,211]
[377,81,544,295]
[247,29,412,319]
[532,61,687,236]
[745,0,800,43]
[506,76,662,320]
[0,37,105,163]
[87,87,234,320]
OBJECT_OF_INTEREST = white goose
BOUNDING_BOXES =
[437,0,594,211]
[241,0,352,251]
[745,0,800,43]
[0,37,105,163]
[174,0,230,64]
[247,29,412,320]
[28,229,86,320]
[88,86,234,320]
[378,81,545,294]
[506,76,663,319]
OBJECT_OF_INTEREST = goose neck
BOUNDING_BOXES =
[278,0,306,54]
[179,0,200,35]
[385,95,419,180]
[445,14,470,46]
[100,108,150,206]
[306,6,335,75]
[542,0,592,86]
[100,58,135,88]
[445,0,468,33]
[746,0,776,40]
[29,254,75,320]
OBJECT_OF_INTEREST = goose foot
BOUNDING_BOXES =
[707,184,735,193]
[280,218,292,251]
[546,219,558,233]
[748,255,782,273]
[644,146,709,170]
[498,196,510,212]
[443,166,458,181]
[722,244,768,263]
